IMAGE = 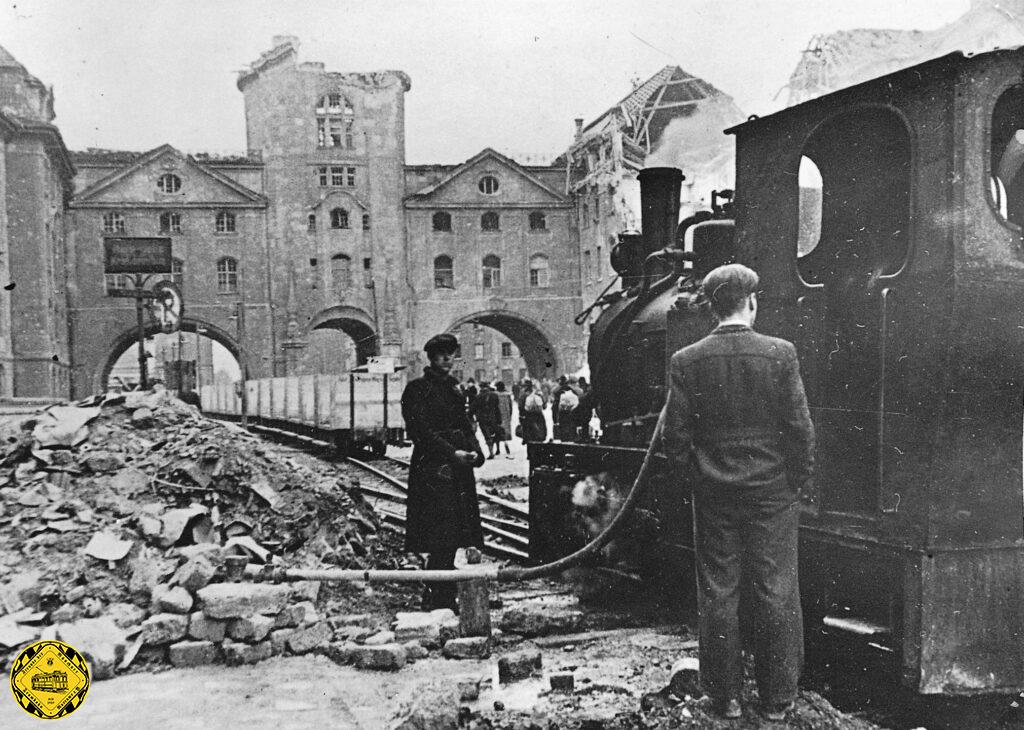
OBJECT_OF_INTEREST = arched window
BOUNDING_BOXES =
[478,175,499,194]
[482,254,501,288]
[307,214,316,233]
[102,212,126,234]
[157,173,181,193]
[330,208,350,229]
[216,257,238,293]
[170,257,184,287]
[481,211,500,231]
[432,211,452,232]
[529,254,549,287]
[434,255,454,289]
[316,93,354,149]
[528,211,547,231]
[362,213,370,231]
[215,211,236,233]
[159,211,181,234]
[331,254,352,297]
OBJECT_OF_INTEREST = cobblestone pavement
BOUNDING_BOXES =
[1,654,489,730]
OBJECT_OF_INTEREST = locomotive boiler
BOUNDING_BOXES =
[529,45,1024,695]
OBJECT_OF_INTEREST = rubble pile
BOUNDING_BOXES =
[0,389,402,677]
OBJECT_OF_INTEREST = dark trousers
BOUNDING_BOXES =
[693,491,803,705]
[423,550,457,610]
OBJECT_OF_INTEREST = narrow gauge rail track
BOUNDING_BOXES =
[345,456,530,562]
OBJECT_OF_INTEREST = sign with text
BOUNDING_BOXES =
[103,237,172,274]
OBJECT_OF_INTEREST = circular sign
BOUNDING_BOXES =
[9,640,91,719]
[152,280,183,334]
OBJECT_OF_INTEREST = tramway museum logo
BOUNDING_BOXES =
[9,640,91,719]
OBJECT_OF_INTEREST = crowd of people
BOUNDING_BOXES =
[458,373,595,454]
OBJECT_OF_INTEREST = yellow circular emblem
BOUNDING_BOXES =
[9,641,90,720]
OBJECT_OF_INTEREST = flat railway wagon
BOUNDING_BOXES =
[200,357,405,457]
[531,45,1024,695]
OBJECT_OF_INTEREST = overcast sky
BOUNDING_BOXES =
[0,0,969,164]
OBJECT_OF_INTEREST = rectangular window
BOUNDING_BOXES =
[584,249,592,283]
[474,343,484,360]
[331,167,344,186]
[319,167,329,186]
[346,167,356,186]
[103,273,131,293]
[329,119,343,147]
[501,342,512,358]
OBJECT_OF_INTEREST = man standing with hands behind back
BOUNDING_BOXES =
[659,264,815,721]
[402,333,486,612]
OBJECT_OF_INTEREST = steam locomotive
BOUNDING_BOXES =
[529,45,1024,695]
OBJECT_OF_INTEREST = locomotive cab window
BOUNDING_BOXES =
[797,156,823,258]
[990,84,1024,228]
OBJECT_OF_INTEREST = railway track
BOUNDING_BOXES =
[346,455,530,562]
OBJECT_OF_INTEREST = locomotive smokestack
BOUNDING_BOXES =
[638,167,684,257]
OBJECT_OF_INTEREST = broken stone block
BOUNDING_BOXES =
[106,603,147,630]
[82,597,104,618]
[442,636,491,660]
[168,640,218,667]
[329,613,373,628]
[187,612,225,642]
[403,640,428,661]
[131,407,155,429]
[498,648,542,683]
[289,581,321,602]
[82,451,124,473]
[227,614,275,643]
[50,604,81,624]
[140,613,188,645]
[498,606,584,638]
[272,604,301,629]
[286,622,332,654]
[109,468,149,496]
[176,543,226,567]
[173,555,215,593]
[152,585,193,615]
[270,628,295,655]
[458,679,480,702]
[128,550,167,601]
[392,608,456,644]
[197,583,292,619]
[364,630,396,646]
[550,673,574,692]
[352,643,407,671]
[334,625,375,644]
[1,569,43,611]
[55,617,127,681]
[322,641,359,665]
[290,600,319,627]
[668,656,701,697]
[222,639,273,666]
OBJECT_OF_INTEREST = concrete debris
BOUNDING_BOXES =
[498,605,585,637]
[286,622,332,654]
[352,643,408,671]
[152,584,194,615]
[140,613,189,645]
[168,640,218,667]
[32,406,100,448]
[197,583,292,619]
[227,614,275,642]
[364,630,396,646]
[55,616,127,680]
[188,612,227,643]
[222,638,273,665]
[442,636,491,660]
[498,648,542,683]
[83,530,134,561]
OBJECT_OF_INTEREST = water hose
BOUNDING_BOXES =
[245,413,666,585]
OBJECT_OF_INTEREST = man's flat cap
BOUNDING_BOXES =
[700,263,759,304]
[424,333,459,356]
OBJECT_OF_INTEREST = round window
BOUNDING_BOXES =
[478,175,499,195]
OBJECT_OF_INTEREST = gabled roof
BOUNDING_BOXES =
[406,147,567,202]
[0,44,26,71]
[72,143,266,207]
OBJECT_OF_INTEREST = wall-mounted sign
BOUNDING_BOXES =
[103,237,172,274]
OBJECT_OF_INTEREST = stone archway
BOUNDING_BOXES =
[307,305,379,366]
[446,310,559,380]
[97,318,244,394]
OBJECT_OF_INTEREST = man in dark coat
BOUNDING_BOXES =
[471,382,502,458]
[402,334,486,611]
[660,264,815,721]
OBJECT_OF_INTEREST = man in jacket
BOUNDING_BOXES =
[402,334,486,611]
[659,264,815,721]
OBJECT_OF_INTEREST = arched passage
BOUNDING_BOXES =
[445,310,558,382]
[307,305,379,367]
[97,318,244,395]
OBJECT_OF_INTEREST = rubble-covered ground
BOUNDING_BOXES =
[0,392,906,728]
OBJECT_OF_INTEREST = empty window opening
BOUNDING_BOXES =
[479,175,499,194]
[215,211,236,233]
[991,85,1024,228]
[157,173,181,193]
[216,257,238,293]
[316,94,355,149]
[482,254,501,288]
[474,343,485,359]
[159,212,181,234]
[362,213,370,231]
[170,257,184,287]
[331,253,352,298]
[481,211,500,232]
[307,214,317,233]
[102,212,126,234]
[330,208,350,229]
[432,211,452,232]
[529,211,547,231]
[501,342,513,358]
[434,255,454,289]
[530,254,550,287]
